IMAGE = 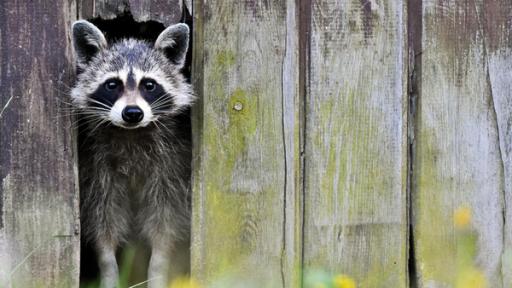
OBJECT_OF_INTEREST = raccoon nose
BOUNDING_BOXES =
[122,106,144,123]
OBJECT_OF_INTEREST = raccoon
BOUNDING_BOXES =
[70,20,194,288]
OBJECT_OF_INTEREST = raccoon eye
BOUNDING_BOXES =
[143,80,156,92]
[104,80,118,91]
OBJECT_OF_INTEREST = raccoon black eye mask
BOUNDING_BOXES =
[71,20,193,288]
[89,77,168,111]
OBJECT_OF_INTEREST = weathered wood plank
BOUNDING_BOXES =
[413,0,504,286]
[483,1,512,287]
[191,0,301,286]
[302,0,408,287]
[0,1,80,287]
[79,0,182,26]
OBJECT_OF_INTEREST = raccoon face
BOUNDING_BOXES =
[70,20,193,129]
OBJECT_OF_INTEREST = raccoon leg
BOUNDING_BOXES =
[147,237,173,288]
[96,241,119,288]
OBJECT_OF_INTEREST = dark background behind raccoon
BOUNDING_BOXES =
[78,11,193,287]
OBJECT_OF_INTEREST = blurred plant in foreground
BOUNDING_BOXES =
[453,206,471,229]
[169,277,201,288]
[304,270,356,288]
[453,206,486,288]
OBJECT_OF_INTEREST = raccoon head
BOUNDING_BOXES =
[70,20,193,129]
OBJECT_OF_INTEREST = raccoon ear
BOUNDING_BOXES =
[154,23,189,68]
[72,20,107,66]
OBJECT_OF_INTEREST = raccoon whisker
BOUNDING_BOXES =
[55,108,101,118]
[78,120,108,144]
[56,80,74,90]
[152,102,174,110]
[83,108,111,115]
[86,98,113,110]
[68,110,109,123]
[151,100,175,110]
[70,119,102,133]
[152,119,166,136]
[152,92,173,102]
[57,111,109,121]
[64,109,106,115]
[87,98,113,109]
[73,107,111,116]
[152,111,173,118]
[56,111,105,120]
[56,102,86,110]
[58,108,108,115]
[152,91,173,101]
[75,119,108,136]
[70,115,107,129]
[55,97,77,108]
[151,108,173,116]
[51,86,71,96]
[150,97,172,108]
[80,118,110,142]
[150,93,174,108]
[87,118,110,136]
[150,102,172,112]
[57,107,80,113]
[151,92,175,103]
[78,113,109,121]
[154,119,176,139]
[55,112,94,120]
[55,96,73,103]
[151,101,176,112]
[55,110,80,117]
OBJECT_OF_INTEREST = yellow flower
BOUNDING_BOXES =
[454,206,471,229]
[168,277,201,288]
[333,274,356,288]
[456,267,486,288]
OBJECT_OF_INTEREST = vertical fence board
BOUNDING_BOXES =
[414,0,504,286]
[191,0,301,286]
[483,1,512,287]
[303,1,408,287]
[0,1,80,287]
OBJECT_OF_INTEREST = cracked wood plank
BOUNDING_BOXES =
[79,0,183,26]
[191,0,301,286]
[302,0,408,287]
[0,0,80,287]
[413,0,504,286]
[483,1,512,287]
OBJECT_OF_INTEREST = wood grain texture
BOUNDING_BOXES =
[482,1,512,287]
[191,0,302,286]
[79,0,183,26]
[413,0,505,286]
[0,1,80,287]
[302,0,408,287]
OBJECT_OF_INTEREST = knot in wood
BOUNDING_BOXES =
[233,102,243,111]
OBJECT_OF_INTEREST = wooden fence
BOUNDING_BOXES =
[1,0,512,287]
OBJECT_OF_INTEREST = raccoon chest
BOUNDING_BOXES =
[107,154,151,192]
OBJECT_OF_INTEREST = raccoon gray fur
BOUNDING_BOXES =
[70,20,194,288]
